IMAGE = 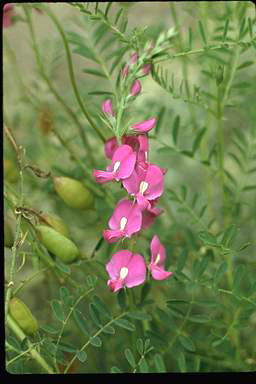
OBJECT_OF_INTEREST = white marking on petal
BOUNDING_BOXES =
[113,161,121,173]
[120,217,127,230]
[120,267,128,280]
[154,253,161,265]
[139,181,148,195]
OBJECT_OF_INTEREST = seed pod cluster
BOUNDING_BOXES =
[35,224,79,264]
[38,212,70,237]
[9,298,39,335]
[53,176,94,209]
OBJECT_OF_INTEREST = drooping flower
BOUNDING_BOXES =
[123,163,164,210]
[103,198,142,243]
[131,117,156,133]
[142,205,163,229]
[106,250,146,292]
[130,79,141,96]
[93,144,136,184]
[102,99,114,116]
[149,235,172,280]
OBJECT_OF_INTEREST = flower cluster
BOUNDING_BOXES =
[93,53,172,293]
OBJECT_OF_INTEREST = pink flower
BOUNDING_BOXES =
[102,99,114,116]
[142,205,163,229]
[104,137,118,159]
[130,79,141,96]
[104,134,149,162]
[3,4,15,28]
[131,117,156,133]
[103,198,142,243]
[149,235,172,280]
[123,164,164,210]
[106,250,146,292]
[93,144,136,184]
[130,52,138,64]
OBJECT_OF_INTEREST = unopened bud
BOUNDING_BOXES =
[102,99,114,116]
[9,298,39,335]
[142,63,152,75]
[53,176,94,210]
[130,79,141,96]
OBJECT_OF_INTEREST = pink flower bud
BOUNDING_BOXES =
[3,4,15,28]
[142,63,152,75]
[149,235,173,280]
[130,52,138,65]
[122,64,129,78]
[130,80,141,96]
[102,99,114,116]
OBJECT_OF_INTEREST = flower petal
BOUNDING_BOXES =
[132,117,156,133]
[150,264,172,281]
[106,250,133,280]
[93,169,115,184]
[104,137,118,159]
[125,253,146,288]
[103,229,125,243]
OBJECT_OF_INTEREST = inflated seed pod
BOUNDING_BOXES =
[4,158,19,183]
[35,224,79,263]
[39,212,70,237]
[53,176,94,209]
[4,218,14,248]
[9,298,39,335]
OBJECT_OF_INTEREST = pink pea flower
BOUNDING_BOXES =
[102,99,114,116]
[106,250,146,292]
[149,235,172,280]
[104,134,149,162]
[131,117,156,133]
[103,198,142,243]
[142,205,163,229]
[3,4,15,28]
[123,163,164,210]
[104,136,118,159]
[130,79,141,96]
[93,144,136,184]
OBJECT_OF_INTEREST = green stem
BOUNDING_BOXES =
[22,6,96,168]
[6,315,55,374]
[64,311,127,373]
[44,7,106,144]
[170,2,197,132]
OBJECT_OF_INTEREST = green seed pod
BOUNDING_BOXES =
[35,224,79,263]
[53,176,94,209]
[4,158,19,183]
[39,212,70,237]
[9,298,39,335]
[4,218,14,248]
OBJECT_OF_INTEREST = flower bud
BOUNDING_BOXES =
[9,298,39,335]
[142,63,152,75]
[4,158,19,183]
[122,63,129,78]
[35,224,80,263]
[102,99,114,116]
[4,218,14,248]
[53,176,94,209]
[130,80,141,96]
[39,212,70,237]
[130,52,138,65]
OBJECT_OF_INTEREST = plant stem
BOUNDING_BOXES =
[22,5,96,168]
[44,7,106,144]
[6,315,55,374]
